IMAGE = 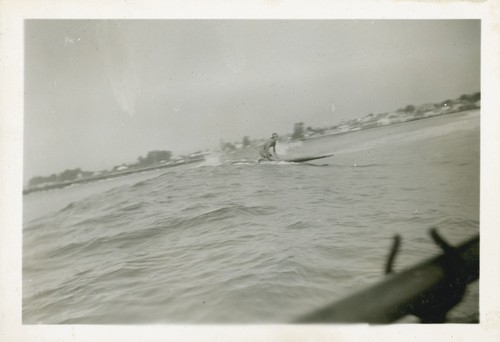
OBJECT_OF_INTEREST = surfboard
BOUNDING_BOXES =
[282,154,334,163]
[258,154,334,163]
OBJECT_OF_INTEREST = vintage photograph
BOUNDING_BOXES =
[22,19,480,324]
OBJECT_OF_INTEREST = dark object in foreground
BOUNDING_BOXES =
[296,229,479,324]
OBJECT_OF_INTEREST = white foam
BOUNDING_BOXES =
[195,152,223,167]
[276,140,303,156]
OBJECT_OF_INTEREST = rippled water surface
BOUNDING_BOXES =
[23,111,480,323]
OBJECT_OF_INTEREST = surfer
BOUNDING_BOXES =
[259,133,279,161]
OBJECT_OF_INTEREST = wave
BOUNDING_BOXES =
[433,217,479,230]
[48,225,168,260]
[165,203,277,229]
[350,163,387,168]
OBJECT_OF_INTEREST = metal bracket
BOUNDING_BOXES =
[385,234,401,275]
[383,228,468,323]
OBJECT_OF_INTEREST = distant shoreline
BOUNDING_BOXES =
[23,108,479,195]
[299,107,478,143]
[23,158,203,195]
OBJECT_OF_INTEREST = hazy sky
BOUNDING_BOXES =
[24,20,480,181]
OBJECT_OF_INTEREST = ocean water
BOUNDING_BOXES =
[23,110,480,324]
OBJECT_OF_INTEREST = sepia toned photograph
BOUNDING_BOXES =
[21,19,481,325]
